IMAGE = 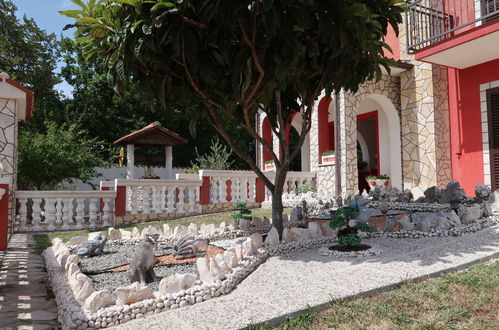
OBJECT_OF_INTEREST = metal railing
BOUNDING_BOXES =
[407,0,499,52]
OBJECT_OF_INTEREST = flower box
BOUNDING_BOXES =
[321,154,336,165]
[367,178,391,190]
[264,161,275,171]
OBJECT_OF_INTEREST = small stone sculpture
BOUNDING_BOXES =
[76,233,107,258]
[127,235,157,285]
[423,186,441,203]
[173,235,208,260]
[399,189,414,203]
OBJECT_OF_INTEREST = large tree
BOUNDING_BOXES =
[63,0,404,236]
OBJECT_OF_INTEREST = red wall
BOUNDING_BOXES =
[448,58,499,194]
[318,97,332,164]
[384,25,400,61]
[262,117,272,162]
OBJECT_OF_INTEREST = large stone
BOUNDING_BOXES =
[400,189,414,203]
[187,223,198,236]
[262,216,271,226]
[436,211,451,230]
[241,239,254,258]
[282,227,293,242]
[282,213,289,226]
[398,216,414,231]
[84,290,112,314]
[67,262,80,277]
[67,235,88,246]
[475,184,492,202]
[173,225,188,238]
[115,282,154,306]
[239,219,251,231]
[320,221,336,237]
[64,254,80,272]
[131,227,141,239]
[249,233,263,250]
[141,226,151,237]
[200,223,216,235]
[486,190,499,213]
[290,207,300,222]
[119,229,132,239]
[423,186,442,203]
[251,217,263,228]
[440,180,467,203]
[447,211,462,227]
[308,222,323,239]
[231,239,245,261]
[223,248,238,268]
[158,273,197,294]
[411,212,439,232]
[291,227,311,241]
[214,254,230,274]
[108,227,122,240]
[265,227,279,246]
[163,224,172,238]
[148,225,162,238]
[196,257,225,284]
[458,205,481,225]
[75,278,95,306]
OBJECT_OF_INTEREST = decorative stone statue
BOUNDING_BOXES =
[128,235,157,285]
[400,189,414,203]
[173,235,208,260]
[76,233,107,258]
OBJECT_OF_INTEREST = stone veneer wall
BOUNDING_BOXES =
[337,75,401,195]
[0,98,18,238]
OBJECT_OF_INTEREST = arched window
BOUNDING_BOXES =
[318,97,334,163]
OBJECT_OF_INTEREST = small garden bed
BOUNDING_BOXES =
[327,244,371,252]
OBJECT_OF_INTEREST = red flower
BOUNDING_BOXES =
[384,181,389,187]
[370,181,377,186]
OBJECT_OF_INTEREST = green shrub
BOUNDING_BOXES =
[231,202,252,221]
[329,205,369,246]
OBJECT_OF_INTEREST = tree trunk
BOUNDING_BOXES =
[271,167,288,240]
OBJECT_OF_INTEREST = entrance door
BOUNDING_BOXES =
[357,110,379,192]
[487,87,499,190]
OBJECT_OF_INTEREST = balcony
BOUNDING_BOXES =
[407,0,499,68]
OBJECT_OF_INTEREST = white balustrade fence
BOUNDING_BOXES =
[16,191,117,232]
[118,178,202,216]
[264,171,316,201]
[199,170,257,204]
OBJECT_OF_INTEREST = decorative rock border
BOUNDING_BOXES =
[367,201,452,212]
[318,244,381,258]
[362,216,499,239]
[45,228,337,329]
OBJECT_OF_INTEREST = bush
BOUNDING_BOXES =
[190,138,234,171]
[231,202,252,221]
[329,205,369,246]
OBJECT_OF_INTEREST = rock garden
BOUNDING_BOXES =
[43,181,499,329]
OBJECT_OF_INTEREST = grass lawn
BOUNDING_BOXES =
[271,261,499,329]
[33,207,287,254]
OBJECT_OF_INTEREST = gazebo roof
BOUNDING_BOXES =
[113,121,188,147]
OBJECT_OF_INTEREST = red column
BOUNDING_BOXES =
[115,182,127,217]
[199,176,211,205]
[255,178,265,203]
[0,182,9,251]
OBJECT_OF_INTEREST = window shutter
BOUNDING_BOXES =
[482,0,499,22]
[487,87,499,190]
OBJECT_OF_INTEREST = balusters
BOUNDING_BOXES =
[240,178,248,202]
[177,186,185,214]
[167,187,176,213]
[31,198,42,231]
[160,186,167,212]
[45,198,57,231]
[188,186,197,213]
[220,178,227,203]
[88,198,98,228]
[152,186,161,214]
[55,198,63,229]
[211,177,219,203]
[130,186,138,215]
[102,198,112,227]
[75,198,85,229]
[18,198,28,231]
[61,198,73,230]
[265,187,272,202]
[248,179,255,202]
[142,186,150,214]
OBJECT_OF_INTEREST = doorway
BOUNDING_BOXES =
[357,110,379,192]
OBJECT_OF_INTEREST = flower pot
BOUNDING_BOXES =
[367,179,390,190]
[264,162,275,171]
[321,154,335,165]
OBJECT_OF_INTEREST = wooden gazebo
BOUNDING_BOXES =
[113,121,187,179]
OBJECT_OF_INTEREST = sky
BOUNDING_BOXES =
[12,0,79,97]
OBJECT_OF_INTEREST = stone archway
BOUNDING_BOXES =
[290,113,310,172]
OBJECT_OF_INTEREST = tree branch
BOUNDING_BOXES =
[239,22,265,110]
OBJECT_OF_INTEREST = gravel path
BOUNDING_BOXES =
[114,224,499,330]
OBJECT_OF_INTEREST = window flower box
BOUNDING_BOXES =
[321,150,335,165]
[366,175,390,189]
[264,160,275,171]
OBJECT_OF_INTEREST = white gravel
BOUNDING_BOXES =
[113,224,499,330]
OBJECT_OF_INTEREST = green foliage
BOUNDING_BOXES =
[291,180,316,195]
[17,123,108,190]
[191,138,234,171]
[231,202,252,221]
[366,174,390,180]
[329,205,368,247]
[322,150,335,156]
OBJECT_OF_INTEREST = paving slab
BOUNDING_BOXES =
[114,224,499,330]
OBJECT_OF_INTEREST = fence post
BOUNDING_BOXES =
[0,179,10,251]
[199,175,211,205]
[100,181,110,212]
[255,177,265,203]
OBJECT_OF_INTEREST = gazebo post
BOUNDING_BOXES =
[127,144,135,179]
[165,146,173,179]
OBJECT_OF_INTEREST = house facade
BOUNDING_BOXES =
[256,0,499,198]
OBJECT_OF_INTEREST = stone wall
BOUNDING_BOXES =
[0,98,18,238]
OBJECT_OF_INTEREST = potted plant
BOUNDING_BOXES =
[321,150,336,164]
[366,174,390,190]
[264,160,275,171]
[329,205,370,249]
[231,202,252,230]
